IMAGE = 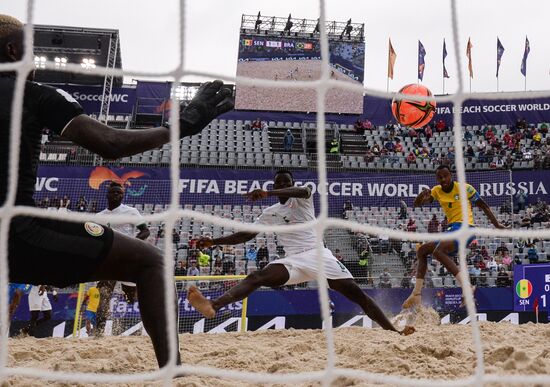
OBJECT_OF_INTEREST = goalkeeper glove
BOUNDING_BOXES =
[167,80,234,138]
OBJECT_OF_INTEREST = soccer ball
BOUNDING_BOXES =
[391,84,436,129]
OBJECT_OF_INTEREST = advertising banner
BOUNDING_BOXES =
[34,166,549,214]
[9,287,525,338]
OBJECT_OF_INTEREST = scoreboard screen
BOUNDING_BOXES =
[234,34,365,114]
[513,263,550,312]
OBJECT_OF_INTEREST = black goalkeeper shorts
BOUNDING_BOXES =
[8,216,114,288]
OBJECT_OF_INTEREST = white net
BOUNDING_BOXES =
[2,0,550,386]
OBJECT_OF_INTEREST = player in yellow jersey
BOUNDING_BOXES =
[82,285,100,336]
[403,165,507,309]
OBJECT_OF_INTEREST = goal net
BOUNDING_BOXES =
[2,0,550,386]
[72,275,248,338]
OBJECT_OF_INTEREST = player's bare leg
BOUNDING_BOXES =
[188,264,289,318]
[431,241,476,307]
[91,232,181,368]
[402,241,436,309]
[328,279,413,335]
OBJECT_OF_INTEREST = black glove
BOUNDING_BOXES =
[172,80,234,138]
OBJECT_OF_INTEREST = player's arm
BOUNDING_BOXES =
[413,188,434,207]
[135,223,150,240]
[476,198,507,229]
[62,81,233,160]
[245,186,311,202]
[197,232,258,249]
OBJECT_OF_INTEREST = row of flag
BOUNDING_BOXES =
[387,37,531,81]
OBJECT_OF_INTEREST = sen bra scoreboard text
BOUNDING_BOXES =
[514,264,550,312]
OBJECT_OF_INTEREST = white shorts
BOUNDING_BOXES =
[28,286,52,311]
[268,247,353,285]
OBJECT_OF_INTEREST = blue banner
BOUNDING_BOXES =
[34,166,550,214]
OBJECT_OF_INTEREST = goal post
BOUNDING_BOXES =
[72,275,248,337]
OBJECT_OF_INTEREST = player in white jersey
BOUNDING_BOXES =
[189,170,413,334]
[95,181,150,334]
[24,285,54,336]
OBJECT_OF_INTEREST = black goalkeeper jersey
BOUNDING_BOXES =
[0,74,84,206]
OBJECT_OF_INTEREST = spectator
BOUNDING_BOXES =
[501,253,513,270]
[246,245,257,262]
[40,127,50,147]
[365,147,375,162]
[187,261,200,276]
[283,129,294,152]
[174,261,186,276]
[251,118,262,131]
[435,119,446,132]
[527,244,539,264]
[334,249,344,262]
[76,196,87,212]
[406,151,416,165]
[486,257,498,273]
[398,199,408,220]
[406,218,417,232]
[329,138,340,154]
[362,118,373,131]
[394,139,403,153]
[495,242,509,256]
[378,268,392,288]
[89,200,98,213]
[496,267,511,287]
[515,190,527,212]
[172,229,180,245]
[427,214,440,233]
[354,119,364,134]
[469,263,481,286]
[197,249,210,268]
[342,199,353,219]
[424,125,433,141]
[256,244,269,269]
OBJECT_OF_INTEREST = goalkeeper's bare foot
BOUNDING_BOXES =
[188,286,216,318]
[402,293,421,309]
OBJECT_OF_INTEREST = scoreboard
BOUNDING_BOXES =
[513,263,550,312]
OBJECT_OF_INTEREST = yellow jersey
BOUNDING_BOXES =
[86,287,100,313]
[431,182,480,225]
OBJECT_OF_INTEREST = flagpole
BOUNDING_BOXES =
[469,77,472,93]
[524,75,527,92]
[443,76,445,95]
[387,77,389,93]
[497,76,499,92]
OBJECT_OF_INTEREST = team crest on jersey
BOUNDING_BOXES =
[84,222,104,237]
[454,195,459,200]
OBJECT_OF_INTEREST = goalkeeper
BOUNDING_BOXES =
[1,14,233,368]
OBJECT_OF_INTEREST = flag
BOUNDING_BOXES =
[521,36,530,77]
[443,39,449,78]
[534,296,539,323]
[516,279,533,299]
[466,38,473,78]
[388,38,396,79]
[418,40,426,81]
[496,37,505,77]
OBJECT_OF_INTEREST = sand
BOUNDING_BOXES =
[235,60,363,114]
[4,311,550,386]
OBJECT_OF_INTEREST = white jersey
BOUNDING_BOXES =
[255,194,317,255]
[28,285,52,312]
[98,204,145,237]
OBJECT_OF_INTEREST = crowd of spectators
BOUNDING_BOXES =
[353,117,550,170]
